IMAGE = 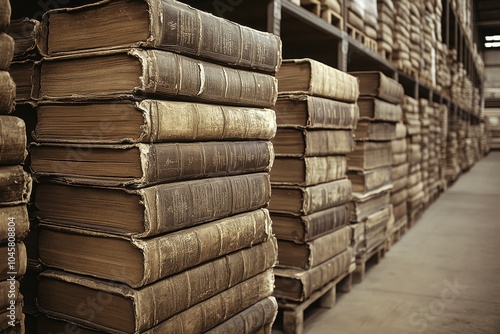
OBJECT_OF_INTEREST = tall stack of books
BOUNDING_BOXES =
[445,124,461,183]
[439,103,449,188]
[390,121,409,239]
[29,1,282,332]
[8,17,42,331]
[391,0,411,70]
[403,96,425,223]
[376,0,395,59]
[427,102,443,201]
[270,58,358,309]
[1,0,31,332]
[363,0,378,41]
[347,0,366,32]
[419,99,431,207]
[347,71,403,258]
[408,1,422,73]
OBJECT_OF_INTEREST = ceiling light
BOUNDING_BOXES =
[485,42,500,48]
[485,35,500,41]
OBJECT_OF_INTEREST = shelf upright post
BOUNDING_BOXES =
[268,0,282,35]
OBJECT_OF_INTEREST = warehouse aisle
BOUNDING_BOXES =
[274,151,500,334]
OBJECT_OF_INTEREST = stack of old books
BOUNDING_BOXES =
[8,17,43,331]
[347,71,403,259]
[376,0,395,59]
[0,0,31,332]
[419,99,431,207]
[347,0,365,33]
[391,0,411,70]
[403,96,425,224]
[390,120,409,240]
[29,1,282,332]
[439,103,449,188]
[445,124,461,183]
[427,103,443,202]
[408,1,422,73]
[362,0,378,42]
[270,58,358,312]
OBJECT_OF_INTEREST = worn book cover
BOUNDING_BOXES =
[274,248,352,301]
[349,71,404,104]
[0,71,15,114]
[0,205,29,243]
[34,100,277,144]
[31,141,274,187]
[277,226,351,270]
[0,33,13,70]
[39,0,281,73]
[36,173,271,237]
[271,205,348,243]
[347,141,392,170]
[34,48,278,108]
[271,156,347,186]
[274,95,359,128]
[0,116,27,165]
[0,165,32,206]
[273,128,354,156]
[348,166,392,194]
[269,178,352,215]
[357,97,403,122]
[39,209,273,287]
[37,239,277,333]
[277,59,359,102]
[9,18,40,60]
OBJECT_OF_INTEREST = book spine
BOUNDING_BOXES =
[307,96,359,128]
[302,205,349,241]
[0,0,9,33]
[304,156,347,185]
[206,297,278,334]
[10,19,40,60]
[145,100,277,142]
[303,178,352,215]
[135,237,277,331]
[274,248,352,301]
[308,225,352,267]
[0,116,27,165]
[143,141,274,186]
[138,209,273,286]
[309,61,359,102]
[378,74,404,104]
[0,205,29,243]
[142,173,271,237]
[304,130,354,156]
[149,277,275,334]
[0,242,27,280]
[373,99,403,122]
[153,0,281,74]
[135,49,278,108]
[0,71,15,114]
[0,33,13,70]
[0,166,32,206]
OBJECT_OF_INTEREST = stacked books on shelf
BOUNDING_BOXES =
[8,16,42,331]
[376,0,395,59]
[403,96,425,224]
[391,0,412,71]
[347,71,403,261]
[390,119,409,241]
[362,0,378,41]
[419,99,432,207]
[408,1,422,73]
[1,0,32,332]
[29,1,283,332]
[270,58,358,314]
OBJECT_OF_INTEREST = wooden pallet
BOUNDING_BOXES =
[278,271,353,334]
[353,240,387,284]
[300,0,321,16]
[346,23,377,53]
[320,7,343,29]
[387,221,408,250]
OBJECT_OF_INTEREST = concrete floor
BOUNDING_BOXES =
[274,151,500,334]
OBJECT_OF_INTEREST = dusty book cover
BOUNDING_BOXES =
[0,116,27,165]
[38,0,282,73]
